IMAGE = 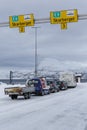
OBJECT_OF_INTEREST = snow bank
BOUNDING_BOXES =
[1,83,87,130]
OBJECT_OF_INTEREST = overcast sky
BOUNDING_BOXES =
[0,0,87,76]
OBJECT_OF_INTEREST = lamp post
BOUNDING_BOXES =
[32,26,40,77]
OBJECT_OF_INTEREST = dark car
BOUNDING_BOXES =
[56,81,68,90]
[46,79,60,93]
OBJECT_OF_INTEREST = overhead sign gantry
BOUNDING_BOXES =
[0,9,87,32]
[0,9,82,32]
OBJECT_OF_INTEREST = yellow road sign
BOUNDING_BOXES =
[50,9,78,24]
[61,23,67,30]
[19,26,25,33]
[9,14,34,28]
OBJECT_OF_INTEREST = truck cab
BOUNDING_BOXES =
[26,77,50,96]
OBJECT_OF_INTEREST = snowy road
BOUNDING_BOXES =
[0,83,87,130]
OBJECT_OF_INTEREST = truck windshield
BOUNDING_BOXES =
[47,81,53,85]
[28,80,39,87]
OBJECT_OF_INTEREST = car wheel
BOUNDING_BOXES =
[41,90,45,96]
[24,93,30,99]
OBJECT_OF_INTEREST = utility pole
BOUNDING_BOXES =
[9,71,13,84]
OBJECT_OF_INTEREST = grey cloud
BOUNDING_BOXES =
[0,0,87,75]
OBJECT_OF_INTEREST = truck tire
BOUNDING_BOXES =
[14,95,18,99]
[15,95,18,99]
[48,89,50,94]
[41,90,45,96]
[54,89,57,93]
[65,86,68,90]
[10,95,18,100]
[24,93,31,99]
[57,88,60,92]
[11,95,15,100]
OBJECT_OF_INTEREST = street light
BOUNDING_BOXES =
[32,26,40,77]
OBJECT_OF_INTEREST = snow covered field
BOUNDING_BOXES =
[0,83,87,130]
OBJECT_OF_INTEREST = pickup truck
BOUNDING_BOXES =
[4,85,34,100]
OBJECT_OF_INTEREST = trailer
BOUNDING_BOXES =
[59,71,77,88]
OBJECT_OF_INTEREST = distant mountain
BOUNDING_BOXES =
[1,58,87,79]
[38,58,87,72]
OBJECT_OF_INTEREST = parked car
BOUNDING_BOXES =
[56,80,68,90]
[46,78,60,93]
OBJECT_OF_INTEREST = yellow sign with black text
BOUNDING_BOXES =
[19,26,25,33]
[50,9,78,24]
[61,23,67,30]
[9,14,34,28]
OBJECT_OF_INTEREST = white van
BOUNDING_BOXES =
[59,71,77,88]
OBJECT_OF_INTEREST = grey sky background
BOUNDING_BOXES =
[0,0,87,76]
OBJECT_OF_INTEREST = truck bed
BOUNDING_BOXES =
[4,86,35,95]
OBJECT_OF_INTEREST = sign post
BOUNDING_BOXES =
[19,26,25,33]
[61,23,67,30]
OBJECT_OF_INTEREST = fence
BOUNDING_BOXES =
[0,79,27,84]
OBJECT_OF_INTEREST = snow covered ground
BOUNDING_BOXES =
[0,83,87,130]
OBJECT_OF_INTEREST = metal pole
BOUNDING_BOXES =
[9,71,13,84]
[35,27,37,77]
[1,14,87,27]
[32,27,40,77]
